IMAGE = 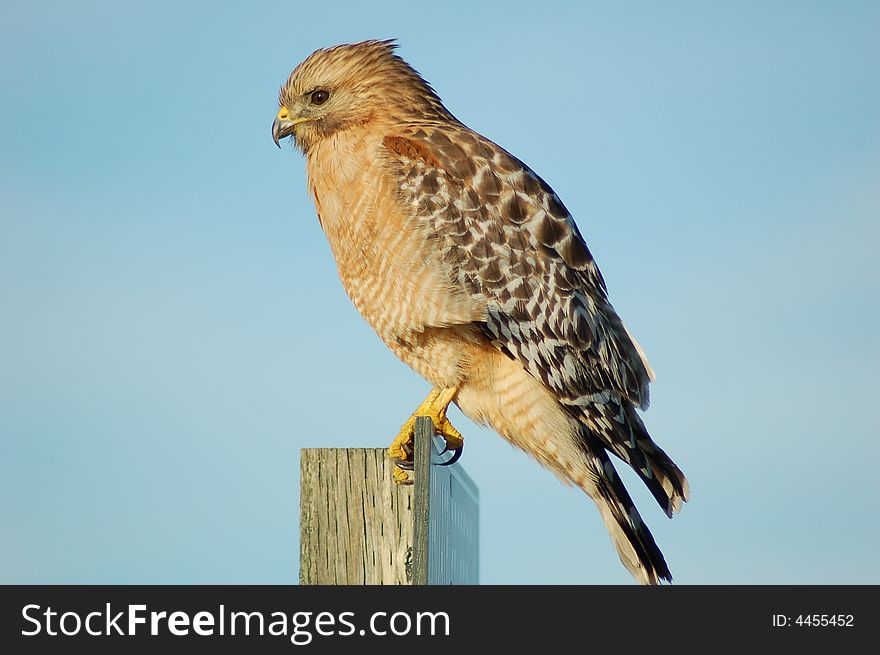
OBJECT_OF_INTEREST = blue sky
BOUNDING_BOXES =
[1,0,878,584]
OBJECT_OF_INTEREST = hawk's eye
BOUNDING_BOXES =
[311,89,330,106]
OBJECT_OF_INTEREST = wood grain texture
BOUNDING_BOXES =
[299,448,414,585]
[300,431,479,585]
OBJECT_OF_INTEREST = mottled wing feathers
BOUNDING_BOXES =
[384,126,653,406]
[383,125,689,516]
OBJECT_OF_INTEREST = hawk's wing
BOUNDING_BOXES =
[382,125,689,516]
[383,125,653,410]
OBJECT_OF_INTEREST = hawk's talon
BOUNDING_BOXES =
[437,444,463,466]
[393,458,414,471]
[387,386,464,481]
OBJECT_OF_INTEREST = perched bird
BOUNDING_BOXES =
[273,40,689,584]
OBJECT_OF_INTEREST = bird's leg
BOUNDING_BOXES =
[388,386,463,484]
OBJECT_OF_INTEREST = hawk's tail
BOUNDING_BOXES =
[582,400,690,518]
[580,430,672,584]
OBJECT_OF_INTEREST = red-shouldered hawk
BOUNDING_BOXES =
[273,40,689,584]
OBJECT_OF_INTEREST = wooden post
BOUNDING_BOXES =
[299,417,479,585]
[411,416,433,585]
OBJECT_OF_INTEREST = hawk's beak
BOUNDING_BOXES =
[272,107,308,148]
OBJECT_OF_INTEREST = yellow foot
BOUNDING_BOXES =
[388,386,463,484]
[392,465,412,486]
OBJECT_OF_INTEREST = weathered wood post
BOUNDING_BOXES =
[299,416,479,584]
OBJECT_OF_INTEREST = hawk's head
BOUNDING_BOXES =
[273,39,452,153]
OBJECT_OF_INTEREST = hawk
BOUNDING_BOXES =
[273,40,689,584]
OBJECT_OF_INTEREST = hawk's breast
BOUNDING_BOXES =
[305,129,485,383]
